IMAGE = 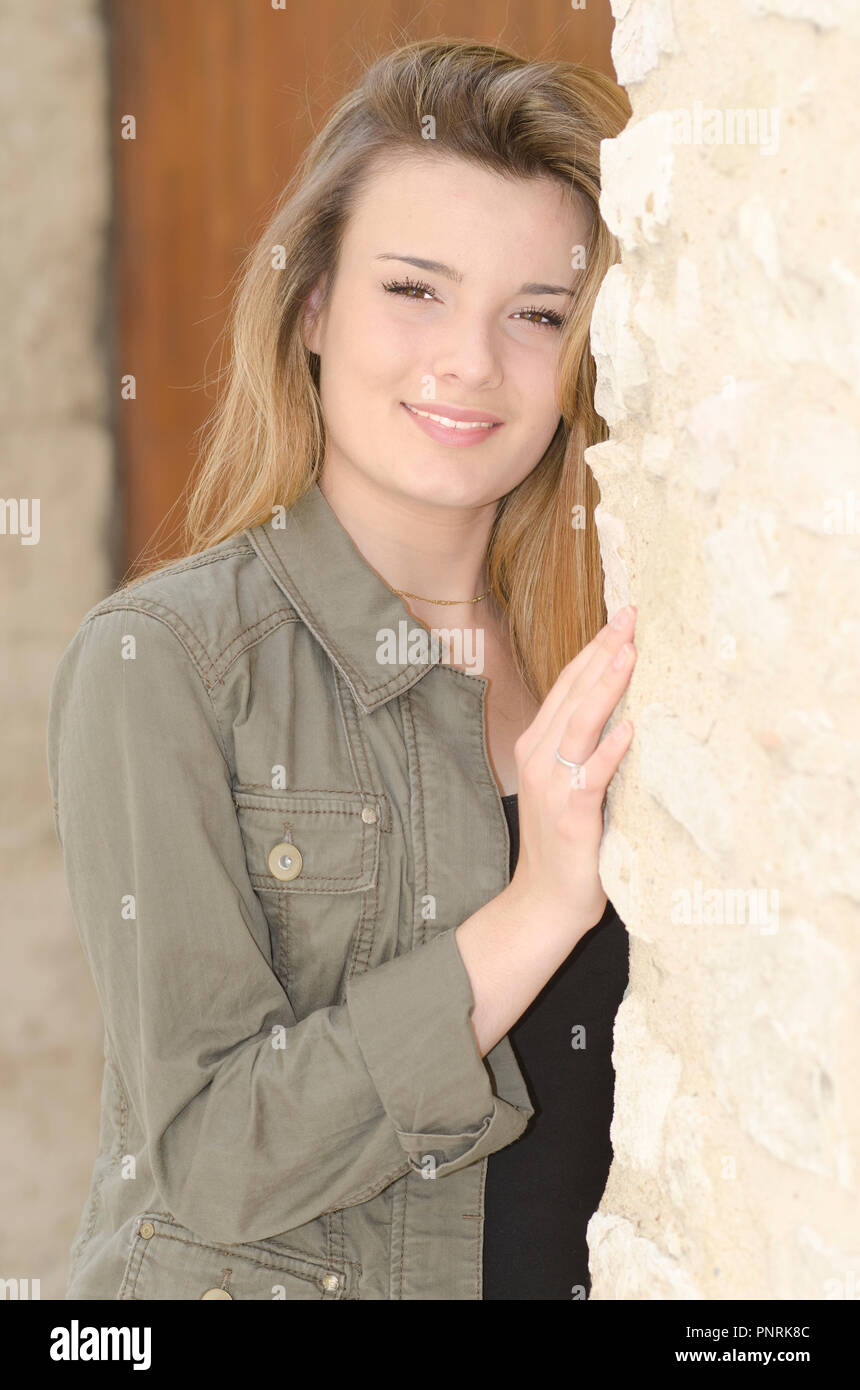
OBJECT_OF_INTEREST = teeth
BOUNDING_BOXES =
[405,405,497,430]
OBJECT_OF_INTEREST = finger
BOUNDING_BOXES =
[565,605,638,706]
[554,716,634,802]
[544,639,636,775]
[517,605,636,756]
[572,717,634,798]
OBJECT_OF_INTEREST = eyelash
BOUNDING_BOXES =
[381,276,566,331]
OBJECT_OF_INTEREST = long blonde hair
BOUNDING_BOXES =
[129,38,630,704]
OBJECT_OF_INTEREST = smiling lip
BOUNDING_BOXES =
[402,400,503,425]
[400,400,504,448]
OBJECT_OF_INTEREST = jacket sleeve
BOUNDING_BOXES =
[46,605,531,1245]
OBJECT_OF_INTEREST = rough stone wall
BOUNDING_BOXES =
[587,0,860,1298]
[0,1,111,1295]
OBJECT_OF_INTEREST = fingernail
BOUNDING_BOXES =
[610,606,631,629]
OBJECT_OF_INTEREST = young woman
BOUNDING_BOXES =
[48,38,636,1301]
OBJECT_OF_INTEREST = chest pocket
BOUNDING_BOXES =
[232,786,388,1016]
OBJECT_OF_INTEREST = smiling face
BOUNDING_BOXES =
[303,150,592,511]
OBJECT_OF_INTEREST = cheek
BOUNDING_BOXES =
[513,349,562,433]
[335,298,413,390]
[317,306,383,409]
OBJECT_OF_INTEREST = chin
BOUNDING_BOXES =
[387,459,501,509]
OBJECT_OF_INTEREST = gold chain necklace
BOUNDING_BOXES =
[391,586,490,605]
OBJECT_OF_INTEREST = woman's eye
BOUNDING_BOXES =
[514,306,566,330]
[382,276,437,301]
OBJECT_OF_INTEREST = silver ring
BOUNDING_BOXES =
[554,746,585,774]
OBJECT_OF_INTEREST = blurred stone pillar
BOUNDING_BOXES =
[0,0,112,1295]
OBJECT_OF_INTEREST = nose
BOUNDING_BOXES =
[429,312,504,392]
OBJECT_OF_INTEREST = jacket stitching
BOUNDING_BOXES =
[250,523,428,700]
[475,1157,488,1298]
[98,547,253,619]
[253,870,371,885]
[210,609,302,684]
[397,1175,409,1299]
[71,1161,104,1267]
[240,806,373,818]
[401,693,429,949]
[354,850,380,976]
[234,784,382,798]
[235,793,390,833]
[112,1053,129,1161]
[134,1228,352,1278]
[324,1209,350,1286]
[333,671,378,981]
[334,1163,411,1210]
[348,693,382,977]
[128,544,253,580]
[91,593,302,688]
[81,606,232,766]
[277,889,290,995]
[85,600,213,680]
[341,677,375,969]
[334,1212,346,1287]
[124,1228,358,1298]
[122,1231,147,1299]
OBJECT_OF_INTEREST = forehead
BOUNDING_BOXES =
[341,149,590,265]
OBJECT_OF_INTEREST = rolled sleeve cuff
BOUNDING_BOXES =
[345,925,531,1179]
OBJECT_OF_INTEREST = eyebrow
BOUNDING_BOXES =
[373,253,575,297]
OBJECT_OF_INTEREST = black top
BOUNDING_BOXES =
[481,792,629,1300]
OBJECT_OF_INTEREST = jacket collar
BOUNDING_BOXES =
[244,481,452,714]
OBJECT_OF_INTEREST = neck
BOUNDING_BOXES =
[317,463,501,626]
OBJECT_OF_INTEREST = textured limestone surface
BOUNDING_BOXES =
[588,0,860,1299]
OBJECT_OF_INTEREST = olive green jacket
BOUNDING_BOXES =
[46,480,534,1300]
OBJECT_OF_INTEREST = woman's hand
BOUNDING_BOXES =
[455,604,637,1057]
[509,604,637,934]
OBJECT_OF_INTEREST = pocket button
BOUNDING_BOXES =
[319,1272,342,1293]
[139,1221,155,1239]
[268,842,303,881]
[201,1287,233,1300]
